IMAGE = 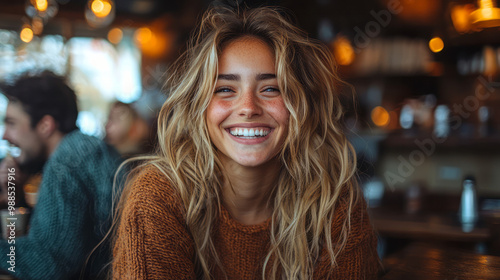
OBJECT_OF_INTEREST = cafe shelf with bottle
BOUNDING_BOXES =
[333,0,500,259]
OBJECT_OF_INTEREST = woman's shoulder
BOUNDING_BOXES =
[126,164,183,210]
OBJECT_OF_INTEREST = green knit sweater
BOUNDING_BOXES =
[0,130,122,279]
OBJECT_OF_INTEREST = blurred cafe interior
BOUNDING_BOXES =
[1,0,500,278]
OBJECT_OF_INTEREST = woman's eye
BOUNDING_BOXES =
[262,87,280,96]
[264,87,279,92]
[214,87,234,94]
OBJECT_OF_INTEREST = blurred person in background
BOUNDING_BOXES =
[0,71,122,279]
[113,5,380,279]
[105,101,153,157]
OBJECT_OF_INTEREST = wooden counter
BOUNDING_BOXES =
[382,242,500,279]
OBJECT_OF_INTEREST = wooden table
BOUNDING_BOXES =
[382,242,500,279]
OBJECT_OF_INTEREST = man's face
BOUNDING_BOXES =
[2,102,46,168]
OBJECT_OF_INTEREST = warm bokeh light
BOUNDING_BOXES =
[471,0,500,28]
[429,37,444,53]
[32,17,44,35]
[483,46,498,75]
[481,7,494,18]
[91,0,103,13]
[34,0,48,12]
[451,4,474,33]
[479,0,495,10]
[134,27,153,45]
[332,36,355,66]
[371,106,390,127]
[133,18,176,58]
[85,0,115,27]
[20,26,34,43]
[108,28,123,44]
[137,29,173,58]
[385,0,441,24]
[91,0,113,18]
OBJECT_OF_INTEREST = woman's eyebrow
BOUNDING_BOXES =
[256,73,276,81]
[217,73,276,81]
[217,74,239,81]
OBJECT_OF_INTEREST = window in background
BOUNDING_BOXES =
[68,36,142,138]
[0,32,68,79]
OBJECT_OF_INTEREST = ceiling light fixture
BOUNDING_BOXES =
[470,0,500,29]
[85,0,115,28]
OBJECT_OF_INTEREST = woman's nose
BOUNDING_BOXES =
[237,90,263,118]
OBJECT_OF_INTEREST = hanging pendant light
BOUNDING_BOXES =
[470,0,500,29]
[25,0,58,21]
[85,0,116,28]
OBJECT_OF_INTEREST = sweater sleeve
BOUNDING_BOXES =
[0,163,95,280]
[314,193,381,280]
[112,168,196,279]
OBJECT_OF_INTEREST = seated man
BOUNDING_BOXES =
[0,71,122,279]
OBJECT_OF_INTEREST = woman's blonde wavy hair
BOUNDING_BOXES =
[113,4,360,280]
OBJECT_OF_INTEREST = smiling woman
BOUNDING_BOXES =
[112,4,381,280]
[207,37,289,171]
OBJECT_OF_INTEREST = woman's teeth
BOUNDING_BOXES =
[229,128,270,137]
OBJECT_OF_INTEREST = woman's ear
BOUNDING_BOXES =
[35,115,58,138]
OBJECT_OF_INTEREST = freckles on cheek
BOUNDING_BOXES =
[207,100,233,130]
[270,99,291,123]
[208,100,232,119]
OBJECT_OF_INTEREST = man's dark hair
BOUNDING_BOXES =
[1,71,78,133]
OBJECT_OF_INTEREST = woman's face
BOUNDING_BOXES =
[206,36,290,168]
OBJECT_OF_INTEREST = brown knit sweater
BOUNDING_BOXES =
[113,167,381,279]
